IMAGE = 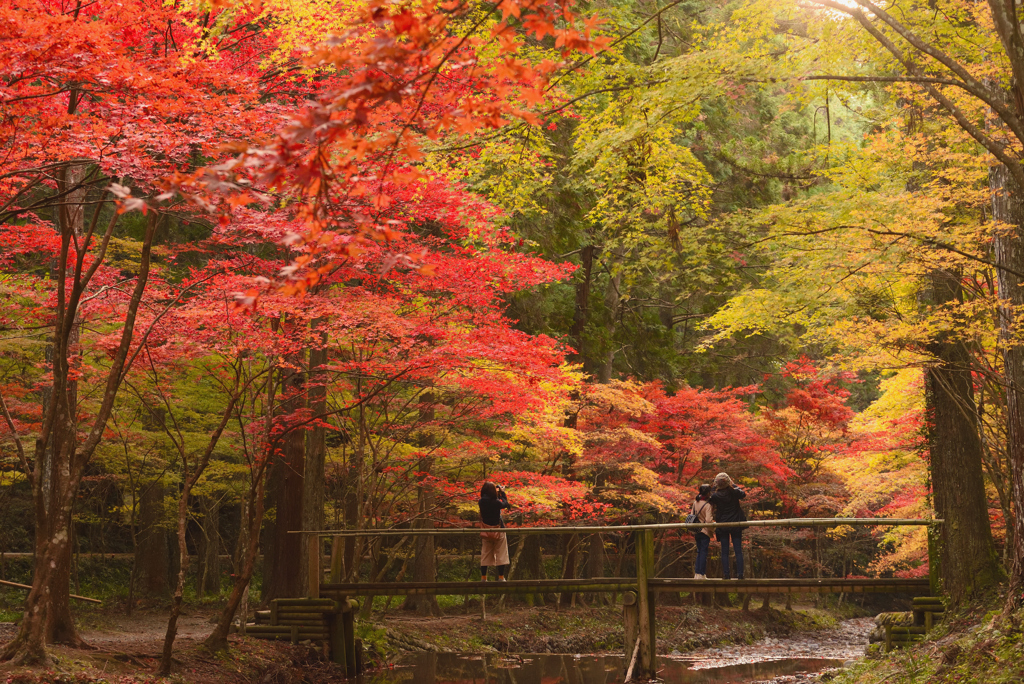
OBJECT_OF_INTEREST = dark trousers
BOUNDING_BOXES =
[718,529,744,579]
[694,533,711,575]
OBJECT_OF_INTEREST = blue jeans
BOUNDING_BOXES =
[694,533,711,575]
[718,529,744,579]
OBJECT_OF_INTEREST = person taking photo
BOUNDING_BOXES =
[478,482,511,581]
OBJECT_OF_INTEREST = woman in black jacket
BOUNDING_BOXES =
[478,482,510,581]
[709,472,746,580]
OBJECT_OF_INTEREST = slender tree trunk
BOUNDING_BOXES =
[41,163,89,648]
[559,533,579,606]
[206,366,275,653]
[598,247,623,383]
[570,245,595,370]
[923,268,1005,604]
[991,164,1024,608]
[262,340,305,601]
[196,496,220,597]
[343,406,366,582]
[158,479,193,675]
[300,320,327,596]
[205,473,268,651]
[404,392,440,614]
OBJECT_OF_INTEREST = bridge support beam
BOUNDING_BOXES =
[634,529,657,679]
[623,591,638,673]
[329,598,359,676]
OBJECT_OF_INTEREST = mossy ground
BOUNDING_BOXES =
[827,593,1024,684]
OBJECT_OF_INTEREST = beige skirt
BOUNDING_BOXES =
[480,525,510,566]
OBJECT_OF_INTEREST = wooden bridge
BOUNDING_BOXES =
[256,518,940,679]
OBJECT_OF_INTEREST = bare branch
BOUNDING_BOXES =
[0,388,31,479]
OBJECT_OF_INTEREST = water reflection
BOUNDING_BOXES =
[364,653,845,684]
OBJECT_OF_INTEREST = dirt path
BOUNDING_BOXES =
[0,611,339,684]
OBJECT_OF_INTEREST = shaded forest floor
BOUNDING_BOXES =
[0,599,874,683]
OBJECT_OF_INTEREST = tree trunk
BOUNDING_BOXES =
[402,530,440,615]
[923,268,1005,604]
[991,163,1024,609]
[521,536,545,606]
[196,496,220,597]
[300,321,327,596]
[137,479,170,596]
[598,247,623,383]
[158,475,193,675]
[559,533,579,606]
[403,397,440,615]
[205,470,268,651]
[2,205,158,665]
[343,406,366,582]
[206,365,276,653]
[569,245,595,370]
[262,343,305,601]
[39,163,89,648]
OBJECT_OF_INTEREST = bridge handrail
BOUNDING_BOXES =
[292,517,943,537]
[316,577,932,598]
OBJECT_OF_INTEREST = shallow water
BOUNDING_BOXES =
[364,653,845,684]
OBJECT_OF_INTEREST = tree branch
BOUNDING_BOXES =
[0,388,31,479]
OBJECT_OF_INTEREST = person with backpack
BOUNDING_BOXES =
[709,472,747,580]
[689,484,714,579]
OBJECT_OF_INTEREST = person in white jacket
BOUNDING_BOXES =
[691,484,714,579]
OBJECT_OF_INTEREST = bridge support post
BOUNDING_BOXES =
[343,600,357,677]
[634,529,657,679]
[329,598,359,676]
[927,523,940,597]
[308,535,321,599]
[329,601,347,672]
[622,591,639,672]
[330,536,344,583]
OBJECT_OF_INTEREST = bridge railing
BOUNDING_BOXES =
[294,518,942,600]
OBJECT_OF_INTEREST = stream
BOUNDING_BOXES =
[365,618,872,684]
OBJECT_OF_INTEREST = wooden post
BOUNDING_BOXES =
[622,590,638,676]
[329,600,348,670]
[330,536,344,584]
[635,529,656,678]
[927,523,940,597]
[343,600,357,677]
[308,535,321,599]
